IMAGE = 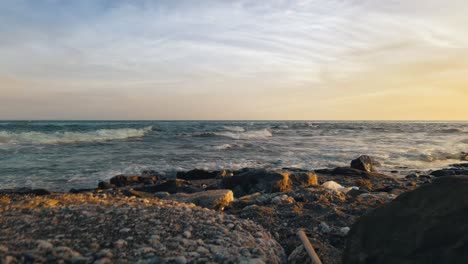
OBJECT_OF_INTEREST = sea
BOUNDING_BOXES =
[0,121,467,191]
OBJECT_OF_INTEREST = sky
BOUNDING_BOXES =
[0,0,467,120]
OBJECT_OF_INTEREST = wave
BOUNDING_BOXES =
[418,151,467,162]
[223,126,245,132]
[193,129,273,140]
[0,126,153,145]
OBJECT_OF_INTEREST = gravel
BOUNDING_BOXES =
[0,193,285,263]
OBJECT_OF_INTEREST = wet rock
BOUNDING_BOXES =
[134,179,201,194]
[98,182,115,189]
[344,176,468,264]
[166,189,234,210]
[0,187,51,196]
[216,169,234,179]
[109,175,159,187]
[176,169,219,180]
[221,169,291,197]
[154,192,170,198]
[315,166,392,179]
[289,172,318,188]
[430,166,468,177]
[350,155,379,172]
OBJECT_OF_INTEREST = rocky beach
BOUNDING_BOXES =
[2,155,468,264]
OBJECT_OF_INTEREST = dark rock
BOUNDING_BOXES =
[134,180,201,194]
[0,187,51,196]
[69,188,95,194]
[109,175,159,187]
[346,188,368,198]
[289,172,318,188]
[343,176,468,264]
[405,173,419,179]
[221,169,291,197]
[430,168,468,177]
[215,170,234,179]
[98,181,115,189]
[176,169,219,180]
[121,189,155,198]
[165,189,234,210]
[141,170,160,177]
[350,155,379,172]
[390,170,398,174]
[315,167,391,179]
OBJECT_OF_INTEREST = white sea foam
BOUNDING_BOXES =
[0,126,153,145]
[215,129,273,140]
[223,126,245,132]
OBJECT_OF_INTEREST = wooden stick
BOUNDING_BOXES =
[297,229,323,264]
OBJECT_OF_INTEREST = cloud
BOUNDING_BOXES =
[0,0,467,119]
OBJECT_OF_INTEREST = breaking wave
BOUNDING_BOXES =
[0,126,153,145]
[193,129,273,140]
[223,126,245,132]
[418,151,467,162]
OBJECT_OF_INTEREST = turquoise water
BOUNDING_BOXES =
[0,121,467,191]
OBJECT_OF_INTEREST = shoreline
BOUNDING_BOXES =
[1,157,468,263]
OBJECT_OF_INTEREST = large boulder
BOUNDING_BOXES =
[176,169,219,180]
[109,175,159,187]
[290,172,318,188]
[343,176,468,264]
[430,164,468,177]
[221,169,292,197]
[165,189,234,210]
[134,179,201,194]
[350,155,379,172]
[0,188,51,196]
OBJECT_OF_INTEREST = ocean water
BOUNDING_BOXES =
[0,121,467,191]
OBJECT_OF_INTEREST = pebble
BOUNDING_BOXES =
[114,239,127,249]
[340,227,351,235]
[183,230,192,238]
[320,222,331,233]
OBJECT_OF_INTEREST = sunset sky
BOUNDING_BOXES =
[1,0,467,120]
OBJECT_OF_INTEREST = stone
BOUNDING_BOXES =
[98,182,115,189]
[109,174,159,187]
[0,187,50,196]
[221,169,292,196]
[340,227,350,236]
[320,222,331,233]
[134,180,201,194]
[176,169,219,180]
[288,245,311,264]
[166,190,234,210]
[343,176,468,264]
[350,155,379,172]
[289,172,318,187]
[154,192,170,198]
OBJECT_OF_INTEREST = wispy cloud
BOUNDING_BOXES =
[0,0,467,119]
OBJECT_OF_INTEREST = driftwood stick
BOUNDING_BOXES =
[297,229,323,264]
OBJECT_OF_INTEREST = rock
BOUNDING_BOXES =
[315,167,392,179]
[154,192,170,198]
[322,181,358,194]
[271,194,294,205]
[430,167,468,177]
[98,182,115,189]
[405,173,419,179]
[340,227,350,236]
[0,187,51,196]
[109,175,159,187]
[343,176,468,264]
[36,240,53,252]
[289,172,318,187]
[221,169,291,196]
[350,155,379,172]
[176,169,219,180]
[166,190,234,210]
[288,245,312,264]
[134,180,201,194]
[216,169,234,179]
[113,239,127,249]
[320,222,331,233]
[121,189,155,198]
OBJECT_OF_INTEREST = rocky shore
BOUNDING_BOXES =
[1,156,468,263]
